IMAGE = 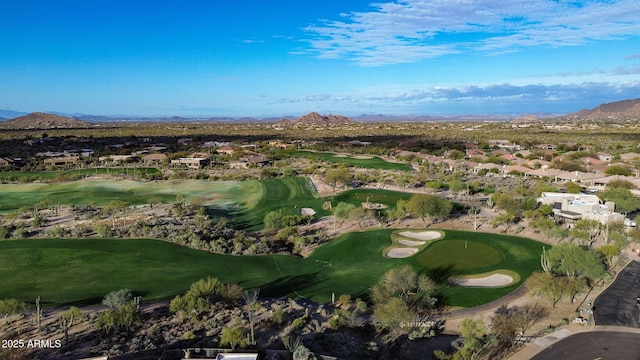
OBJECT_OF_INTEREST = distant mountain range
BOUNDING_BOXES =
[0,112,93,129]
[1,98,640,126]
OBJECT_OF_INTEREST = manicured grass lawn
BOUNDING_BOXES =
[0,179,247,213]
[0,176,327,230]
[0,167,159,180]
[417,239,502,272]
[332,188,413,208]
[0,238,320,307]
[287,150,413,171]
[211,177,330,230]
[415,230,544,307]
[0,230,543,308]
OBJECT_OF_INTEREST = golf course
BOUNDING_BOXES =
[0,229,543,308]
[286,150,413,171]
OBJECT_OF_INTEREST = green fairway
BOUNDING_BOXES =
[210,177,330,230]
[415,230,544,307]
[0,167,159,181]
[0,177,327,229]
[287,150,412,171]
[332,188,413,208]
[0,179,248,212]
[0,230,543,308]
[0,238,318,307]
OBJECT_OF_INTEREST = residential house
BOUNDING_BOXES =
[44,156,78,167]
[502,165,531,176]
[473,163,502,174]
[170,157,210,169]
[98,155,138,163]
[554,171,602,184]
[581,157,608,173]
[142,153,168,165]
[537,192,626,225]
[0,157,14,168]
[524,167,564,179]
[216,146,235,155]
[597,153,613,162]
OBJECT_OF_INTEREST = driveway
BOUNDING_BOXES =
[594,260,640,327]
[530,331,640,360]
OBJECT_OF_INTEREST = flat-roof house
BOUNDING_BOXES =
[44,156,78,167]
[170,157,210,169]
[537,192,626,225]
[142,153,168,165]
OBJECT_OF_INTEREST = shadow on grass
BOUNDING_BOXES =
[257,273,321,299]
[424,264,458,283]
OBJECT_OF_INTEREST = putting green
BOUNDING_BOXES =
[416,239,502,271]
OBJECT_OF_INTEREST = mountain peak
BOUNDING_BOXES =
[0,112,93,129]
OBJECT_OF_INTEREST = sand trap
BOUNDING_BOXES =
[386,247,419,258]
[352,155,374,159]
[451,274,514,287]
[300,208,316,216]
[333,154,348,158]
[399,239,426,247]
[398,231,442,241]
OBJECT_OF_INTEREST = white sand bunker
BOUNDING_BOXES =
[300,208,316,216]
[352,155,374,159]
[386,247,419,258]
[398,231,442,241]
[333,154,348,158]
[399,239,426,247]
[452,274,514,287]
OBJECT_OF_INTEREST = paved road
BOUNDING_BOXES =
[530,331,640,360]
[594,261,640,327]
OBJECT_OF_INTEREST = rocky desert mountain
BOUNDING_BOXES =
[285,112,356,125]
[566,98,640,121]
[0,112,93,129]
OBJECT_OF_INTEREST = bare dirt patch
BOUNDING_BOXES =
[398,230,442,241]
[386,247,419,258]
[451,273,514,287]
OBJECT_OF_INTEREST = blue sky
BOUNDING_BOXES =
[1,0,640,117]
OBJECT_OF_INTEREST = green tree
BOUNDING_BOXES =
[570,218,602,247]
[220,325,248,350]
[0,299,27,325]
[408,194,453,226]
[263,211,282,229]
[333,202,357,222]
[597,244,619,268]
[102,289,133,310]
[602,187,640,215]
[371,266,437,340]
[605,164,632,176]
[526,272,565,308]
[103,200,130,229]
[565,182,582,194]
[448,180,468,197]
[546,243,605,281]
[325,167,352,194]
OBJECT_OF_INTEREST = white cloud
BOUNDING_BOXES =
[301,0,640,66]
[272,81,640,113]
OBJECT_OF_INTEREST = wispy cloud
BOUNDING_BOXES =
[273,81,640,112]
[301,0,640,66]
